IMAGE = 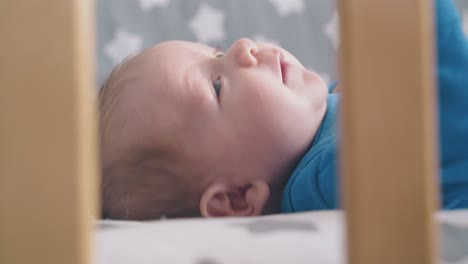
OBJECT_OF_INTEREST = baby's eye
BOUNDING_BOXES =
[212,50,224,97]
[215,51,225,58]
[212,77,222,97]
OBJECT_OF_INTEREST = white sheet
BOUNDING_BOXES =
[95,210,468,264]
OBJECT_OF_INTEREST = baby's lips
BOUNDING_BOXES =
[281,60,300,86]
[277,51,285,84]
[280,60,288,85]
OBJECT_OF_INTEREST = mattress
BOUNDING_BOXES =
[95,210,468,264]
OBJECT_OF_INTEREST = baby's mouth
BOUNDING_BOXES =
[280,55,286,84]
[280,58,290,85]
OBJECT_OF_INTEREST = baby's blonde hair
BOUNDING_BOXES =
[99,56,202,220]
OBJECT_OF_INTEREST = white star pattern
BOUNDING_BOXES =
[323,10,340,51]
[253,34,280,46]
[138,0,171,12]
[104,30,143,65]
[189,4,226,44]
[269,0,304,17]
[463,11,468,38]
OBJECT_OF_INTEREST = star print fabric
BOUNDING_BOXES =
[97,0,468,88]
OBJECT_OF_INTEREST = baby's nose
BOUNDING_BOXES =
[229,38,257,67]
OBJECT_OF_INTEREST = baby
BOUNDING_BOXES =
[100,0,468,220]
[99,39,329,219]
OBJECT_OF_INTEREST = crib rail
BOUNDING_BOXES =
[0,1,98,264]
[339,0,439,263]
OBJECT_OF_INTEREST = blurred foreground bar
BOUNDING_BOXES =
[0,1,98,264]
[339,0,439,263]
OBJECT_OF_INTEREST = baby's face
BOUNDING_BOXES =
[124,38,327,191]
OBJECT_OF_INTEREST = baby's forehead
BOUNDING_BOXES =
[146,41,216,61]
[116,40,216,113]
[136,42,213,88]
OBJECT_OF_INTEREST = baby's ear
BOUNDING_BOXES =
[199,181,269,217]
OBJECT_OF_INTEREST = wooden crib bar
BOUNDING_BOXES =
[0,1,97,264]
[339,0,439,263]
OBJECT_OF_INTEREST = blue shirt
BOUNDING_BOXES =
[282,0,468,212]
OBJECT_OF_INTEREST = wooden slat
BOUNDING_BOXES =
[339,0,439,263]
[0,1,98,264]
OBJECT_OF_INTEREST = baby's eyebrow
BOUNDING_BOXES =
[181,58,204,95]
[212,44,225,55]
